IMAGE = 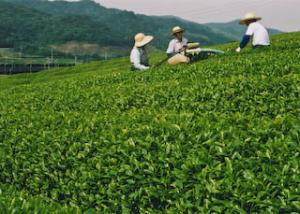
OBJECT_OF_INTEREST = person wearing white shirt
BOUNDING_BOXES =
[130,33,154,71]
[236,13,270,53]
[166,26,189,58]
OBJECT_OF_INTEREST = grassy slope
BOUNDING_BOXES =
[0,32,299,213]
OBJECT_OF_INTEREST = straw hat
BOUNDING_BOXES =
[134,33,153,47]
[239,12,262,25]
[168,53,190,65]
[172,26,184,35]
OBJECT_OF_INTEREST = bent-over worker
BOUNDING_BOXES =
[130,33,154,71]
[236,12,270,53]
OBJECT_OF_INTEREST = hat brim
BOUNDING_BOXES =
[239,17,262,25]
[135,35,154,47]
[172,29,184,35]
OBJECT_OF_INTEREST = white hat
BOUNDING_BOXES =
[239,12,262,25]
[172,26,184,35]
[134,33,154,47]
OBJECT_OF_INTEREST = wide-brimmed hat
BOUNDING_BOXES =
[172,26,184,35]
[134,33,154,47]
[239,12,262,25]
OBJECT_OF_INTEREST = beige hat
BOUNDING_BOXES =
[239,12,262,25]
[134,33,154,47]
[168,53,190,65]
[172,26,184,35]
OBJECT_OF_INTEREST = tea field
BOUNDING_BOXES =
[0,32,299,213]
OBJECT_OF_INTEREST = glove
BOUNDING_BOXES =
[236,47,241,53]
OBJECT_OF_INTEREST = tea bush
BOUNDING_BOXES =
[0,32,299,213]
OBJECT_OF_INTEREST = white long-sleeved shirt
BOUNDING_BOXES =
[246,22,270,46]
[166,38,188,54]
[130,46,149,70]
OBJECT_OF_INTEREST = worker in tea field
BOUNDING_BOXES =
[166,26,190,64]
[165,26,212,65]
[130,33,154,71]
[166,26,189,57]
[236,12,270,53]
[153,26,223,67]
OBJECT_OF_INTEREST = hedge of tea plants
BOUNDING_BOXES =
[0,32,299,213]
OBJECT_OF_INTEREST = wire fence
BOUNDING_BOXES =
[0,57,76,75]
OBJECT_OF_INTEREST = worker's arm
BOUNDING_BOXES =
[183,38,189,46]
[236,35,251,52]
[236,24,254,52]
[240,35,251,48]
